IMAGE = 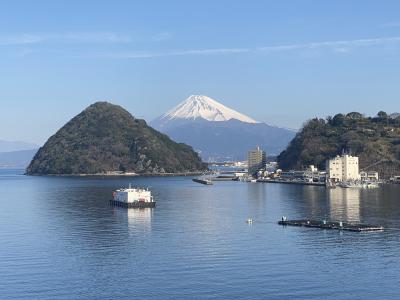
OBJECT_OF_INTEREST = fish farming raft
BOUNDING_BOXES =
[278,219,383,232]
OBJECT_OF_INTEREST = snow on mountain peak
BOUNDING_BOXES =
[159,95,258,123]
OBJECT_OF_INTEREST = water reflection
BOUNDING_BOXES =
[111,207,153,232]
[300,186,326,218]
[297,185,399,224]
[290,185,372,223]
[246,182,266,209]
[326,188,361,222]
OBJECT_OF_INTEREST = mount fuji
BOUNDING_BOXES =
[151,95,296,161]
[155,95,258,125]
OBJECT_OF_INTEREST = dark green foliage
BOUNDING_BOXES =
[26,102,207,174]
[278,112,400,176]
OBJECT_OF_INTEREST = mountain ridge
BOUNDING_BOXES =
[0,149,38,169]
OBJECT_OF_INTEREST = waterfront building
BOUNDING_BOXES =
[390,175,400,183]
[278,166,325,183]
[326,154,360,182]
[247,146,266,175]
[234,171,247,178]
[360,171,379,181]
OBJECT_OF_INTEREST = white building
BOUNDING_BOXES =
[247,146,266,175]
[360,171,379,181]
[326,154,360,182]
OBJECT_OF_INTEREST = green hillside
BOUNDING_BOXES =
[277,112,400,178]
[27,102,207,175]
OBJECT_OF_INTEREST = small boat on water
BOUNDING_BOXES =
[192,178,213,185]
[365,182,380,188]
[110,184,155,208]
[338,181,380,189]
[326,180,336,189]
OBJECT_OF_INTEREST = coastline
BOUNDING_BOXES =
[25,171,209,177]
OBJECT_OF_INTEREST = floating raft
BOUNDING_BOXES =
[278,219,383,232]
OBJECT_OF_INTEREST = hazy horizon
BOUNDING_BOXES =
[1,0,400,144]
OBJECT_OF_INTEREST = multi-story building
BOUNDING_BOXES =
[326,154,360,182]
[247,146,266,175]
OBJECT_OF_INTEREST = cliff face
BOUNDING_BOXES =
[26,102,207,175]
[277,112,400,178]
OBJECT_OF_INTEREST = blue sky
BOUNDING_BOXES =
[1,0,400,144]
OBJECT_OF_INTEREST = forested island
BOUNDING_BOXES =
[278,112,400,178]
[26,102,207,175]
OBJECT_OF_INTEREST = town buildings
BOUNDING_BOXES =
[247,146,266,175]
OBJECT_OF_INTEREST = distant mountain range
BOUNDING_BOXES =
[0,140,39,168]
[0,149,38,169]
[0,140,39,152]
[151,95,296,161]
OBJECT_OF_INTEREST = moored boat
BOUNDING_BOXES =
[338,181,380,189]
[365,182,380,188]
[110,185,155,208]
[192,178,213,185]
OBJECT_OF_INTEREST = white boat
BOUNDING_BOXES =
[338,181,380,189]
[110,185,155,208]
[365,182,380,188]
[338,181,365,188]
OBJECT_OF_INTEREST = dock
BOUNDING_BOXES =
[278,219,383,232]
[257,179,325,187]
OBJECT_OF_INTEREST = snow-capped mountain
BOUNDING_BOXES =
[150,95,296,161]
[155,95,258,128]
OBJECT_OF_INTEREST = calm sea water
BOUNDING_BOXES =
[1,169,400,299]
